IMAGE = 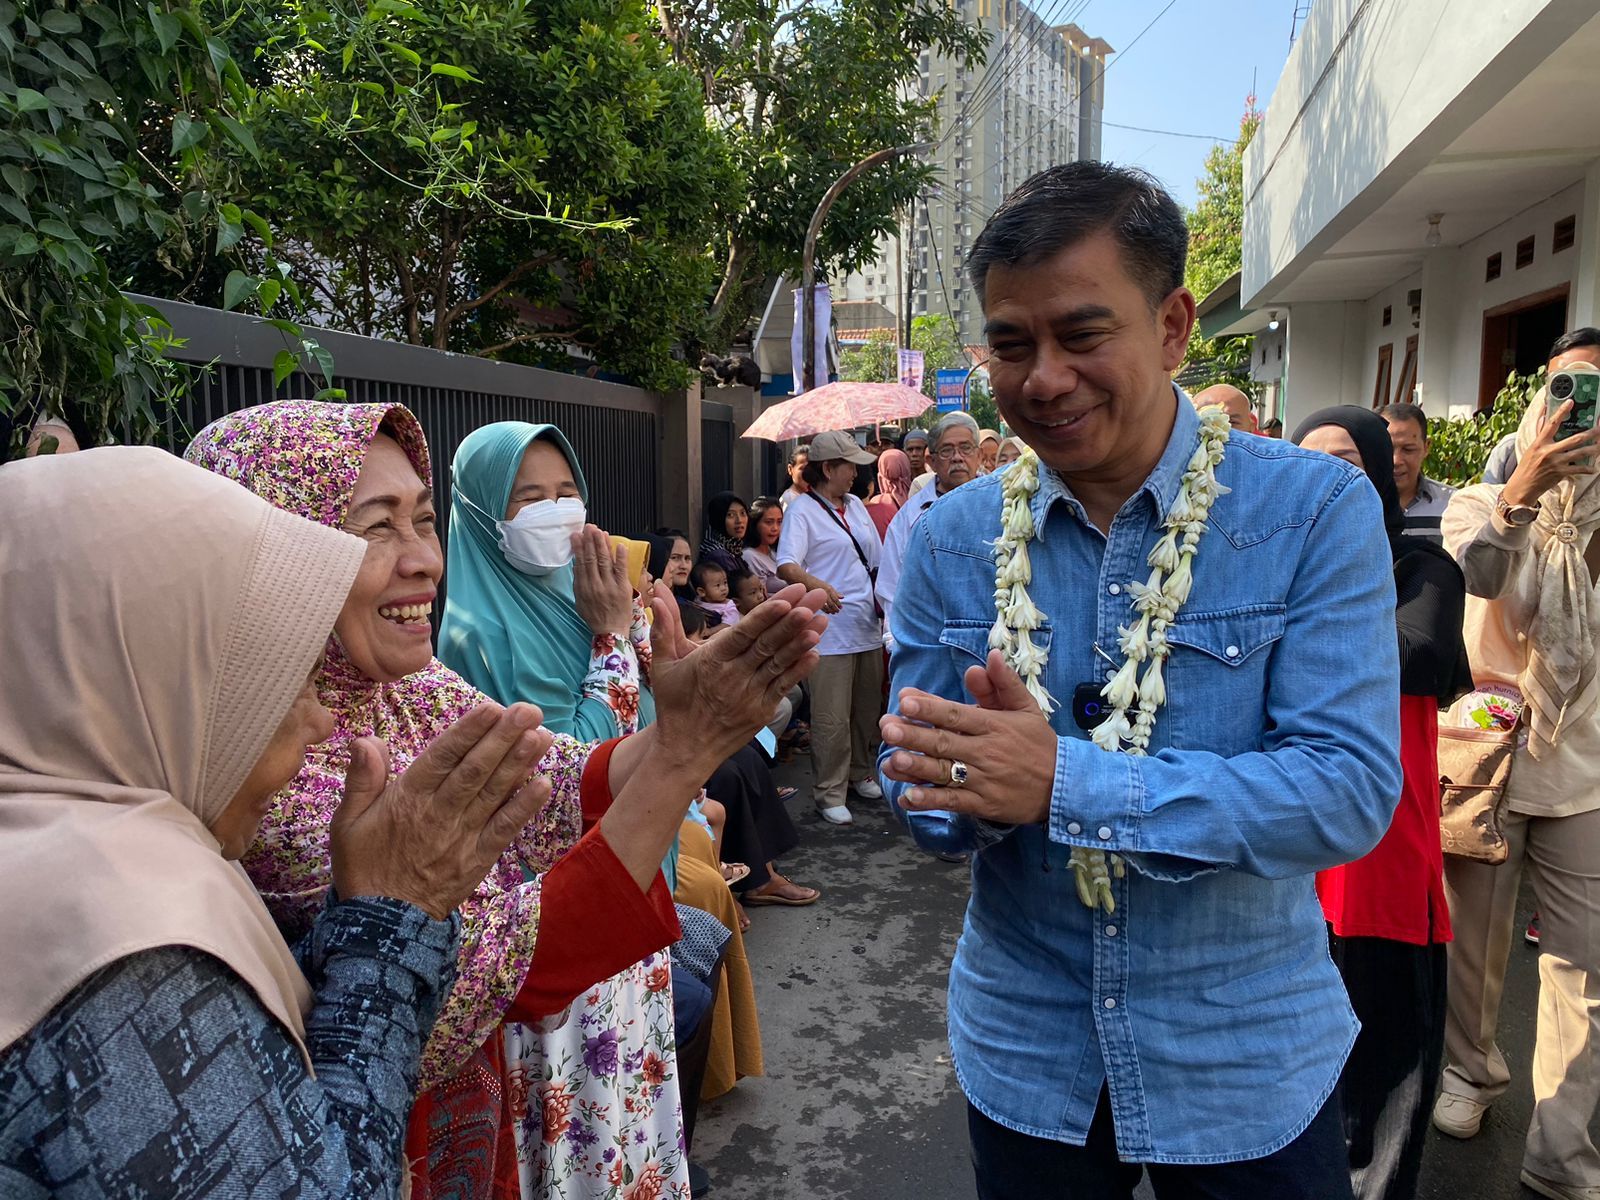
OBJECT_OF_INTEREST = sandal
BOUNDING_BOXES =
[741,881,821,907]
[721,862,751,886]
[776,786,798,801]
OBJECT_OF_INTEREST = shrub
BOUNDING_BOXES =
[1423,371,1535,487]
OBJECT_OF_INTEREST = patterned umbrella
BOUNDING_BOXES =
[741,381,934,442]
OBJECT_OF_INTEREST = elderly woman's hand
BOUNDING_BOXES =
[330,702,555,920]
[571,525,634,636]
[647,580,827,764]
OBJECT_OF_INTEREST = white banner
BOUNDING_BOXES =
[898,348,925,392]
[789,283,833,393]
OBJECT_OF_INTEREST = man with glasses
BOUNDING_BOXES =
[878,411,982,647]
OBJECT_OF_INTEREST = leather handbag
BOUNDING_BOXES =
[1437,723,1518,865]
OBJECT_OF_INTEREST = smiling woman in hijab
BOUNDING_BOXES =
[0,447,550,1197]
[1292,405,1472,1200]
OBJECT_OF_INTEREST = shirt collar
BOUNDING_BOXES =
[1028,385,1199,539]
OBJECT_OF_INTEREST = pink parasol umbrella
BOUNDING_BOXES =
[741,381,933,442]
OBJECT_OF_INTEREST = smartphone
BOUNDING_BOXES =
[1547,367,1600,441]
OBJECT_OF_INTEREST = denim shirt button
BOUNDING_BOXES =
[1225,644,1241,659]
[1103,997,1117,1010]
[1108,583,1121,595]
[1097,826,1113,840]
[1066,821,1083,836]
[1104,668,1116,682]
[1105,924,1118,937]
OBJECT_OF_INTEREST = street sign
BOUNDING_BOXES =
[898,348,925,392]
[935,368,967,412]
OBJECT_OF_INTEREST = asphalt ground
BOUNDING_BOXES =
[691,748,1590,1200]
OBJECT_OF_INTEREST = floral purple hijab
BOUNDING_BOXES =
[185,399,587,1090]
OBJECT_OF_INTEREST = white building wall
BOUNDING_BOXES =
[1243,0,1575,304]
[1354,271,1424,410]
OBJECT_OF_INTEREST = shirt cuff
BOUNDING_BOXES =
[579,736,626,829]
[1046,737,1217,884]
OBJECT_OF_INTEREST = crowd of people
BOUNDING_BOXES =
[4,157,1600,1200]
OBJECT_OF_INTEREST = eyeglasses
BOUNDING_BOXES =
[934,443,979,461]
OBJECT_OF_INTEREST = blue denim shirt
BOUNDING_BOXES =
[880,393,1401,1164]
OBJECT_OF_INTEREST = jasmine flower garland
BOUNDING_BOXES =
[989,408,1233,912]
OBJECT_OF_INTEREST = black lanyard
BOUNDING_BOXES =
[806,490,875,581]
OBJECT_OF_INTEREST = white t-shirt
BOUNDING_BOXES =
[877,485,942,646]
[780,485,808,509]
[777,491,882,655]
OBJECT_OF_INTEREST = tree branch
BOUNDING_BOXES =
[440,254,558,328]
[478,328,585,357]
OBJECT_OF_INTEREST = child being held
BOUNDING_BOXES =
[677,600,724,644]
[690,560,740,626]
[728,568,765,618]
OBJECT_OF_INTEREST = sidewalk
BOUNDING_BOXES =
[692,748,1584,1200]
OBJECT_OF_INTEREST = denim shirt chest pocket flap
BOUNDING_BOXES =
[1161,605,1285,742]
[939,619,1052,670]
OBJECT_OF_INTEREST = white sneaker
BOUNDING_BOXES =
[816,804,854,825]
[1519,1170,1600,1200]
[1431,1092,1489,1139]
[852,777,883,800]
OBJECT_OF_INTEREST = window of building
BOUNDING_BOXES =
[1381,306,1391,327]
[1372,344,1393,408]
[1516,236,1535,269]
[1485,252,1502,282]
[1554,215,1576,253]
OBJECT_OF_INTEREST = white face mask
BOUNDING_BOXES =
[497,496,586,576]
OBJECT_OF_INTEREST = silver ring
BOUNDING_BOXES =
[949,759,969,787]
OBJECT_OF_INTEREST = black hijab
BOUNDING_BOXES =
[644,530,696,602]
[1292,406,1473,703]
[703,491,749,569]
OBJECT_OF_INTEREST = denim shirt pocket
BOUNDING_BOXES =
[939,619,1053,674]
[1161,605,1285,752]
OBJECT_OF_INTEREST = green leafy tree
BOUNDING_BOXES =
[1425,371,1533,487]
[0,0,321,454]
[839,314,966,419]
[1181,102,1261,395]
[657,0,987,345]
[156,0,737,390]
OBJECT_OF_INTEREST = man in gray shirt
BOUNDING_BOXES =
[1382,402,1454,542]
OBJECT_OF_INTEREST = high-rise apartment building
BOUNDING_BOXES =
[837,5,1111,349]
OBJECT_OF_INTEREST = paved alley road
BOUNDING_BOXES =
[694,752,1588,1200]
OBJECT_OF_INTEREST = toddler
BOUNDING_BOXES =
[690,561,740,626]
[728,568,765,618]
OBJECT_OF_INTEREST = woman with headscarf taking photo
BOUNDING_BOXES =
[1430,337,1600,1200]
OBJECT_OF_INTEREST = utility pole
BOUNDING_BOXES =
[800,142,932,393]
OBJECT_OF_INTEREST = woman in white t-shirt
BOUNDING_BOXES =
[776,430,883,825]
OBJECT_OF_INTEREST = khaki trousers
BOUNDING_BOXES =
[807,649,884,812]
[1442,806,1600,1186]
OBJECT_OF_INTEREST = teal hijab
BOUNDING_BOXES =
[439,421,656,740]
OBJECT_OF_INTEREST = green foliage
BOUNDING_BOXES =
[0,0,327,453]
[202,0,734,389]
[1181,103,1261,396]
[1424,371,1535,487]
[659,0,988,343]
[838,313,967,427]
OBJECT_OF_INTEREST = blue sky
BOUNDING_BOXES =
[1085,0,1295,208]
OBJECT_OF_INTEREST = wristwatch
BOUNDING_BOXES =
[1495,493,1541,526]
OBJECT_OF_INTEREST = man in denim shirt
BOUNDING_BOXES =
[878,163,1402,1198]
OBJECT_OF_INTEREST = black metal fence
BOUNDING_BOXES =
[700,401,734,507]
[141,297,740,548]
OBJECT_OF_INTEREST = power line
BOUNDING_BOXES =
[947,0,1084,148]
[1102,118,1236,142]
[921,196,973,362]
[965,0,1183,193]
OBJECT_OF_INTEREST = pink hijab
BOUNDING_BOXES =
[876,447,912,509]
[186,400,587,1089]
[0,447,365,1072]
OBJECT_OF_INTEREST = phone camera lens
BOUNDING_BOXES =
[1552,374,1575,400]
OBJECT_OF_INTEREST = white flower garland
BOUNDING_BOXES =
[990,408,1232,912]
